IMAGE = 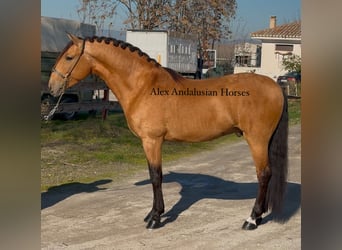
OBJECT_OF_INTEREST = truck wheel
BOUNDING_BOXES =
[58,97,78,120]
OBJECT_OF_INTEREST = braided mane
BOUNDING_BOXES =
[85,36,161,67]
[84,36,184,82]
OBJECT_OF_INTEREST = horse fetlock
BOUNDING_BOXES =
[241,216,262,230]
[256,217,262,225]
[144,209,162,223]
[144,210,162,229]
[144,211,153,223]
[252,204,265,218]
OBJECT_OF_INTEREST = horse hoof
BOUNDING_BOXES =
[144,213,152,223]
[146,219,161,229]
[242,221,258,230]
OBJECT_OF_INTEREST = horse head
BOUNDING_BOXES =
[48,33,91,97]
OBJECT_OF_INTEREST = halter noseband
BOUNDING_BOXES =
[52,38,86,91]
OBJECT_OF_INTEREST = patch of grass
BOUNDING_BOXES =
[41,98,300,190]
[288,98,301,125]
[41,113,239,190]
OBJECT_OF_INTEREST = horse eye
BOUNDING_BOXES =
[66,55,74,61]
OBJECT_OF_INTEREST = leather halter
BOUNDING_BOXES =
[51,39,86,91]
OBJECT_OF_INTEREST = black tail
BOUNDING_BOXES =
[266,92,288,216]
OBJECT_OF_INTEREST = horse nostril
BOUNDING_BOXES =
[48,85,55,95]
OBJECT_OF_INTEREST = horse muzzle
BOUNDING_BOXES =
[48,79,66,97]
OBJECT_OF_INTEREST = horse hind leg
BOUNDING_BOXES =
[242,166,271,230]
[242,137,271,230]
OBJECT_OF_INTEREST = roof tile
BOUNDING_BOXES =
[251,21,301,39]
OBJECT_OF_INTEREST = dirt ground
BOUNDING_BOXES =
[41,124,301,250]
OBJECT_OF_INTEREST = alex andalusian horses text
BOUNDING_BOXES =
[48,34,288,230]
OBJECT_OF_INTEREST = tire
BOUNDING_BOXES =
[57,97,78,120]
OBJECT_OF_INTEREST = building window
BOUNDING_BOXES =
[235,55,250,66]
[170,45,175,54]
[275,44,293,52]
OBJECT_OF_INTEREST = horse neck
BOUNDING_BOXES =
[85,41,158,110]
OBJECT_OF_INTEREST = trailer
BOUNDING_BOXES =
[126,30,199,78]
[41,16,120,120]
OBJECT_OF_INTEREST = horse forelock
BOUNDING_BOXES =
[84,36,161,67]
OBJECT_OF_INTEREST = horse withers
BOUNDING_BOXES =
[48,34,288,230]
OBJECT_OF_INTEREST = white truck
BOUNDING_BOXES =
[126,30,200,78]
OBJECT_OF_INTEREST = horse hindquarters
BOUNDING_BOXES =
[242,94,288,230]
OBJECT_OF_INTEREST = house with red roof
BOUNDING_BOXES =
[234,16,301,80]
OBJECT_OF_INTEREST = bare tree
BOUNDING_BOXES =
[168,0,237,51]
[77,0,237,53]
[118,0,171,29]
[119,0,236,52]
[77,0,118,35]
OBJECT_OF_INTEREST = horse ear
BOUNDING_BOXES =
[66,33,83,47]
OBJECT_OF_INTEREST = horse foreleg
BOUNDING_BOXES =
[242,138,271,230]
[142,137,164,229]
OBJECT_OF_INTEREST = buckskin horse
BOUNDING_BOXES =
[48,34,288,230]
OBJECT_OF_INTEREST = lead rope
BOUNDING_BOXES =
[43,92,64,121]
[43,80,68,121]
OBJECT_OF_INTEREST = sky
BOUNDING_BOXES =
[41,0,301,39]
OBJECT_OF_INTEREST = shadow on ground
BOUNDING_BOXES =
[41,179,112,209]
[41,171,300,227]
[135,171,301,227]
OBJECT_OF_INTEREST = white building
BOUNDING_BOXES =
[234,16,301,80]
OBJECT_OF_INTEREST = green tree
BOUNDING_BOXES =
[282,54,301,73]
